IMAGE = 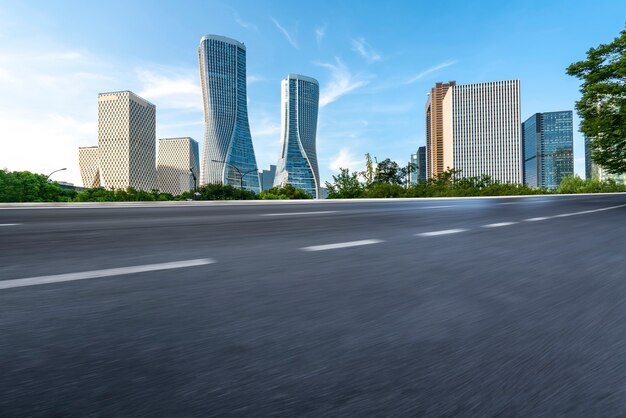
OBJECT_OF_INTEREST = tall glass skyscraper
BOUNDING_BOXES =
[198,35,259,191]
[274,74,320,198]
[410,146,426,184]
[522,111,574,189]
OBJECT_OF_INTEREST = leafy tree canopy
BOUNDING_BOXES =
[258,184,312,200]
[567,26,626,174]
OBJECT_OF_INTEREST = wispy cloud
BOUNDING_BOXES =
[234,12,257,31]
[271,17,298,49]
[405,60,458,84]
[247,74,264,84]
[351,37,381,63]
[316,57,371,107]
[329,148,363,172]
[315,24,327,45]
[136,67,202,111]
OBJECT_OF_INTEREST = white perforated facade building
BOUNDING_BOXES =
[157,137,200,196]
[78,146,101,188]
[97,91,157,191]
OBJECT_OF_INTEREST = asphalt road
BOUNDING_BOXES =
[1,194,626,416]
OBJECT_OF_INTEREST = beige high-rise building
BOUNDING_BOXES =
[157,137,200,196]
[78,146,101,188]
[97,91,157,191]
[425,81,455,179]
[425,80,522,184]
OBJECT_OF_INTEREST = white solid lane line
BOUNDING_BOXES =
[483,222,518,228]
[421,205,454,209]
[0,258,215,291]
[525,217,550,222]
[416,229,467,237]
[0,223,21,226]
[301,239,384,252]
[261,211,337,217]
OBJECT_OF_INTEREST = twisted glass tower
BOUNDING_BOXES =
[198,35,260,191]
[274,74,320,198]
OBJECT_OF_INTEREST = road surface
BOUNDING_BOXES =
[1,194,626,416]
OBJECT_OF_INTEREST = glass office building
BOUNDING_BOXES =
[522,111,573,189]
[274,74,320,198]
[410,146,427,184]
[198,35,260,192]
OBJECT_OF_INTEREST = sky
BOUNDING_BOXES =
[1,0,625,187]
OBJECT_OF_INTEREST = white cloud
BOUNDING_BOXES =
[234,12,257,31]
[271,17,298,49]
[316,57,371,107]
[329,148,363,172]
[405,60,458,84]
[315,24,327,45]
[351,38,381,63]
[0,46,115,186]
[247,74,264,84]
[136,67,202,111]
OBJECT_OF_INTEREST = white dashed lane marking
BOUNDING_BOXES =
[301,239,384,252]
[0,259,215,291]
[483,222,518,228]
[0,223,21,226]
[416,229,467,237]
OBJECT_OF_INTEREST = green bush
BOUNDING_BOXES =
[557,175,626,194]
[177,183,257,200]
[0,169,77,202]
[259,184,312,199]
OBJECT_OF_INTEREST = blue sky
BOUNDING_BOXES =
[1,0,625,186]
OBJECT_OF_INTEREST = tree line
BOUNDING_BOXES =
[0,169,313,202]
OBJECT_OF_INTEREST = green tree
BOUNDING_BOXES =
[0,169,76,202]
[567,26,626,174]
[374,158,403,185]
[325,168,364,198]
[177,183,256,200]
[258,184,312,199]
[360,153,375,186]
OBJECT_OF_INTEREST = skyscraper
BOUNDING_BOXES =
[78,146,100,188]
[410,146,426,184]
[156,137,200,195]
[417,146,426,182]
[425,81,455,179]
[522,111,574,189]
[258,165,276,191]
[198,34,260,192]
[97,91,157,191]
[425,80,522,184]
[274,74,320,198]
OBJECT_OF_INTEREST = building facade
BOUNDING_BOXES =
[198,34,260,192]
[78,146,101,188]
[97,91,157,191]
[426,80,522,184]
[273,74,320,198]
[156,137,200,195]
[258,165,276,191]
[410,147,426,184]
[425,81,455,179]
[584,137,592,180]
[522,111,574,189]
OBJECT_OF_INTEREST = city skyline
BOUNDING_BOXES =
[1,1,626,186]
